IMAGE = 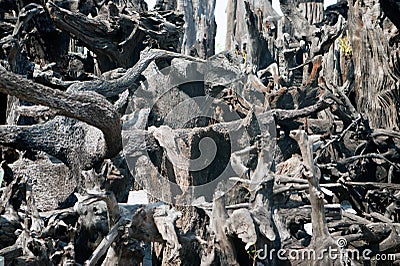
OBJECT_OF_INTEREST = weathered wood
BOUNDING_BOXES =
[0,68,121,158]
[1,0,400,265]
[177,0,216,59]
[47,2,184,72]
[209,190,238,265]
[290,130,330,240]
[226,0,279,70]
[348,0,400,129]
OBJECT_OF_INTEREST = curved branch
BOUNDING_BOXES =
[0,68,121,157]
[46,1,121,65]
[69,49,206,98]
[269,98,333,122]
[46,2,184,72]
[0,48,206,168]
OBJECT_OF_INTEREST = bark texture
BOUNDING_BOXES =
[0,0,400,265]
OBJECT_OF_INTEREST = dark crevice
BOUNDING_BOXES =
[0,92,7,125]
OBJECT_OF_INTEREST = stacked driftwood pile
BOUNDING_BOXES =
[0,0,400,265]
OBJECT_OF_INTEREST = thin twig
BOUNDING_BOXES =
[314,115,362,162]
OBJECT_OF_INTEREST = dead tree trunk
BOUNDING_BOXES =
[155,0,216,59]
[177,0,217,58]
[226,0,279,70]
[348,0,400,129]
